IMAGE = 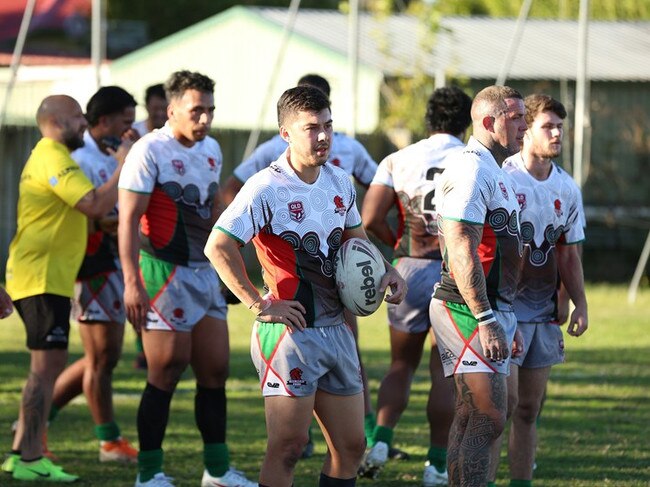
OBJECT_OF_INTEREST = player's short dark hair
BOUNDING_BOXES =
[85,86,136,127]
[277,85,331,127]
[524,94,567,126]
[164,70,215,101]
[144,83,166,104]
[297,74,331,97]
[425,86,472,136]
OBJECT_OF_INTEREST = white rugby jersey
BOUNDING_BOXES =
[233,133,377,186]
[72,131,119,278]
[433,137,523,309]
[119,123,223,266]
[217,152,362,328]
[503,153,585,323]
[371,133,465,260]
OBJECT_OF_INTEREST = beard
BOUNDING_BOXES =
[62,129,84,151]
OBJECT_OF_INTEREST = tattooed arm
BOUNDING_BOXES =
[441,219,509,361]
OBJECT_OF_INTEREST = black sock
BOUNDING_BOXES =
[319,473,356,486]
[195,385,226,443]
[137,382,173,451]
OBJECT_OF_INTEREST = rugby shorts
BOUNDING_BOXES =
[72,265,125,325]
[14,294,71,350]
[388,257,442,334]
[251,322,362,397]
[429,298,517,376]
[511,321,565,368]
[139,251,227,332]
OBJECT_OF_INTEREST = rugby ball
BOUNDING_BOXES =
[335,238,386,316]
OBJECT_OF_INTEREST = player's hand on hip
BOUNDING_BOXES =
[258,300,307,333]
[124,282,150,332]
[380,266,407,305]
[478,320,510,362]
[512,328,525,358]
[567,304,588,337]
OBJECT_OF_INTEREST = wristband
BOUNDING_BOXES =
[247,295,262,310]
[475,309,496,327]
[255,298,272,316]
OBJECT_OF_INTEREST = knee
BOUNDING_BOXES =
[340,435,366,465]
[87,348,121,373]
[513,398,541,425]
[273,435,310,471]
[506,389,519,420]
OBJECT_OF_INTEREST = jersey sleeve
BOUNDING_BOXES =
[345,180,363,229]
[118,139,158,194]
[233,136,286,183]
[350,140,378,186]
[47,152,94,208]
[215,176,270,245]
[435,163,487,225]
[370,155,394,188]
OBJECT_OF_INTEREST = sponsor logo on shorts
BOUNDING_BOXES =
[286,367,307,388]
[266,382,280,389]
[46,326,68,343]
[171,159,186,176]
[333,195,346,216]
[172,307,186,324]
[440,348,457,367]
[462,360,477,366]
[288,201,305,223]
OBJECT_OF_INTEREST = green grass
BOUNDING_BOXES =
[1,284,649,486]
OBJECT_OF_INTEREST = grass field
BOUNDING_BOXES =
[1,284,649,486]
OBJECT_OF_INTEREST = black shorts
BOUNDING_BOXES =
[14,294,71,350]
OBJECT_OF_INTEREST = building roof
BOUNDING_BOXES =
[254,7,650,82]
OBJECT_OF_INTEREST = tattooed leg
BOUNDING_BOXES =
[17,349,68,460]
[451,372,507,487]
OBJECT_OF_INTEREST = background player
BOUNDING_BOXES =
[132,83,168,137]
[205,85,406,487]
[46,86,139,463]
[360,86,472,486]
[4,95,126,482]
[487,94,588,487]
[429,85,527,486]
[119,70,256,487]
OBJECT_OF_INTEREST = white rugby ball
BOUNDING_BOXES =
[335,238,386,316]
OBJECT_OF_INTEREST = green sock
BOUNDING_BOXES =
[372,425,393,447]
[47,405,60,423]
[510,480,532,487]
[94,421,120,442]
[138,449,163,482]
[487,482,497,487]
[364,412,376,445]
[204,443,229,477]
[136,335,144,353]
[427,446,447,472]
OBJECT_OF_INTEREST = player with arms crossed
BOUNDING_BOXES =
[360,86,472,486]
[205,85,406,487]
[429,85,527,487]
[486,94,588,487]
[118,70,256,487]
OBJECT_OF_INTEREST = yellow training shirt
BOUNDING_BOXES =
[6,138,95,300]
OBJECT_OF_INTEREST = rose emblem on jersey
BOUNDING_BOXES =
[287,367,307,387]
[554,199,563,217]
[516,193,527,211]
[171,159,186,176]
[288,201,305,223]
[207,157,217,171]
[499,181,509,200]
[99,169,108,182]
[331,157,341,167]
[333,195,346,216]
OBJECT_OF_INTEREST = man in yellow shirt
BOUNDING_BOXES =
[3,95,129,482]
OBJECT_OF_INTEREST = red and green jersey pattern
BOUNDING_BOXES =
[371,134,465,260]
[433,137,523,309]
[119,124,223,266]
[216,154,362,328]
